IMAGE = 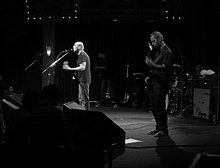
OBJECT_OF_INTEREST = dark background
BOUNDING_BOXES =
[0,0,219,102]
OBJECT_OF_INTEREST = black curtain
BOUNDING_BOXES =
[54,21,185,102]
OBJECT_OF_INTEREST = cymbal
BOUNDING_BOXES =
[172,64,182,68]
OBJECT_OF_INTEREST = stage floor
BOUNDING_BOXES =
[90,103,220,168]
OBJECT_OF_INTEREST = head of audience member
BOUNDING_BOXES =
[40,84,62,106]
[21,90,40,113]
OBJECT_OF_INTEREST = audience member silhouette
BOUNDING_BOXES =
[21,90,40,114]
[24,84,70,151]
[3,90,40,151]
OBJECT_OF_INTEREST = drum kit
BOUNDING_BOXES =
[167,64,193,115]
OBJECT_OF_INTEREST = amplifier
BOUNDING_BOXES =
[193,69,220,122]
[193,88,210,120]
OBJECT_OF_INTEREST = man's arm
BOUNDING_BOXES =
[145,56,166,69]
[63,62,86,71]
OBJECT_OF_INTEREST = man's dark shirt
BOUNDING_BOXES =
[77,51,91,83]
[151,45,173,82]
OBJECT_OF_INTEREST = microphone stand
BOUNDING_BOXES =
[25,52,46,71]
[42,50,70,74]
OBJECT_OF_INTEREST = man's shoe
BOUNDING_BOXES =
[147,129,159,135]
[154,131,168,137]
[95,103,103,108]
[113,104,118,109]
[95,104,100,108]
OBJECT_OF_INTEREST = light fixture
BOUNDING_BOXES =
[46,46,52,56]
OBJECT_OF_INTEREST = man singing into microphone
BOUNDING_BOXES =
[63,42,91,111]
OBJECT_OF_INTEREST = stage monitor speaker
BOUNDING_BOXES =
[189,153,220,168]
[5,93,22,109]
[63,105,125,150]
[1,99,22,142]
[193,88,210,120]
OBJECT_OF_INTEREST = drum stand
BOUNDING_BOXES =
[169,66,180,114]
[176,43,186,118]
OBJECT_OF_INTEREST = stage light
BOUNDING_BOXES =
[46,47,52,56]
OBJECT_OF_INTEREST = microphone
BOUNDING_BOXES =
[63,48,73,52]
[145,42,153,51]
[148,42,153,51]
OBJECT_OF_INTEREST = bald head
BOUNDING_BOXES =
[73,41,84,52]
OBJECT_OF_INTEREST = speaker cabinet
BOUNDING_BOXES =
[63,105,125,150]
[5,93,22,108]
[193,88,210,120]
[189,153,220,168]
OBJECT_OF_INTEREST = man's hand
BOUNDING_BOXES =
[145,56,154,68]
[62,64,71,70]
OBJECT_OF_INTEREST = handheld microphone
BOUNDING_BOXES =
[148,42,153,51]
